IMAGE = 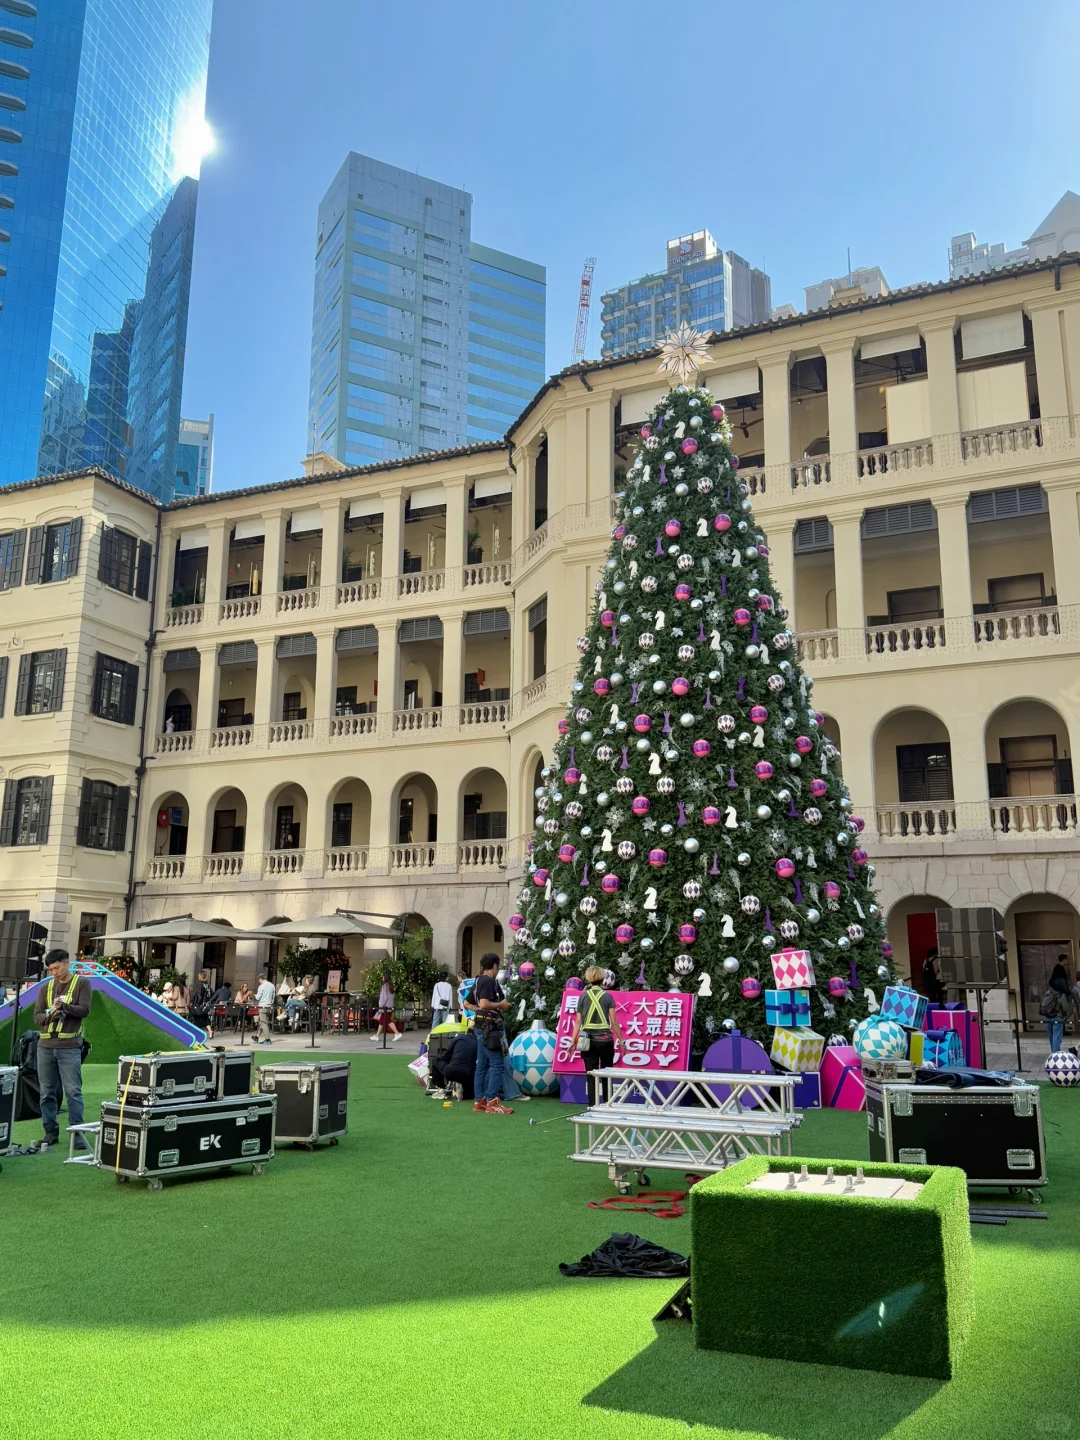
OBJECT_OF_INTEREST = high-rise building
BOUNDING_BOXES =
[174,415,214,499]
[804,266,889,313]
[950,190,1080,280]
[0,0,213,503]
[599,232,771,360]
[308,153,545,468]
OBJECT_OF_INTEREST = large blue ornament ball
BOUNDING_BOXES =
[852,1015,908,1061]
[508,1021,558,1096]
[1045,1050,1080,1087]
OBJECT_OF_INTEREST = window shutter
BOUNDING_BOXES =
[0,778,15,845]
[108,785,130,851]
[76,779,93,847]
[25,525,46,585]
[528,597,547,630]
[64,517,83,577]
[97,525,114,585]
[986,763,1006,799]
[463,608,511,634]
[36,775,53,845]
[135,539,152,600]
[275,632,317,659]
[0,655,7,717]
[14,653,30,715]
[120,662,139,726]
[794,518,834,553]
[1,528,25,590]
[50,649,67,712]
[1056,758,1074,796]
[336,625,378,653]
[91,653,106,717]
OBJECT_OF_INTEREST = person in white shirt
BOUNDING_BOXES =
[255,974,276,1045]
[430,976,453,1029]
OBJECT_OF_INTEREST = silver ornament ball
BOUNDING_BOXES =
[722,956,740,974]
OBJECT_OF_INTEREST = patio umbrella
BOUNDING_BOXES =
[258,911,400,941]
[101,916,272,943]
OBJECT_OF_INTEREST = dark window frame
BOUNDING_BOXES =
[92,653,139,725]
[76,779,130,851]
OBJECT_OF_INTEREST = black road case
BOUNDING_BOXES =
[257,1061,349,1146]
[866,1081,1046,1191]
[99,1093,276,1188]
[212,1049,254,1099]
[117,1051,217,1104]
[0,1065,16,1148]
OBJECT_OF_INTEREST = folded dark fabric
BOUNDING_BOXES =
[559,1232,690,1279]
[914,1066,1016,1089]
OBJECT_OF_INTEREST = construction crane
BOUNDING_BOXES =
[571,256,597,366]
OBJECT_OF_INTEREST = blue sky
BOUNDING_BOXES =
[183,0,1080,491]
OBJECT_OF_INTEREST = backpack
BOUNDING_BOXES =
[1040,989,1065,1019]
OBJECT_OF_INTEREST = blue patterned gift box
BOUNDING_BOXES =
[880,984,929,1030]
[765,988,811,1028]
[923,1028,963,1069]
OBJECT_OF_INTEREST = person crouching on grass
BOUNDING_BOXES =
[567,967,625,1107]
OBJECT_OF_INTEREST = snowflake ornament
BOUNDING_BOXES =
[656,324,713,384]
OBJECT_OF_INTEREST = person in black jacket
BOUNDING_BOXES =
[428,1029,477,1100]
[189,971,214,1039]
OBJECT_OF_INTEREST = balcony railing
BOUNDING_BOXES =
[397,568,444,598]
[463,560,512,587]
[268,720,314,744]
[796,629,839,663]
[740,468,766,496]
[155,730,195,754]
[277,585,320,613]
[874,802,957,840]
[206,853,245,878]
[391,843,437,870]
[460,700,511,726]
[989,795,1078,836]
[856,439,934,478]
[337,578,382,605]
[329,713,378,739]
[210,724,254,749]
[866,619,946,656]
[393,706,442,733]
[265,848,305,875]
[973,605,1060,644]
[326,845,371,874]
[164,603,203,628]
[520,662,575,712]
[459,840,506,868]
[147,856,188,881]
[960,419,1042,462]
[220,595,261,622]
[789,458,831,491]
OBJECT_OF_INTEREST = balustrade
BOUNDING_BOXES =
[397,569,444,598]
[337,578,382,605]
[155,730,195,755]
[329,713,377,739]
[458,841,506,868]
[393,706,442,733]
[866,620,946,656]
[219,595,261,621]
[961,419,1042,461]
[973,606,1060,644]
[462,560,512,587]
[206,853,245,878]
[796,629,839,663]
[265,849,305,875]
[391,843,437,870]
[268,719,314,744]
[210,724,254,749]
[989,795,1077,837]
[164,604,204,628]
[460,700,511,726]
[276,586,320,613]
[856,440,933,478]
[326,845,370,874]
[739,468,766,496]
[147,856,188,881]
[874,803,957,840]
[789,458,831,491]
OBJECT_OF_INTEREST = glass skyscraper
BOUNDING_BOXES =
[0,0,213,502]
[308,153,545,467]
[174,413,214,499]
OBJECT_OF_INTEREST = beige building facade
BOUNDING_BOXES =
[4,255,1080,1026]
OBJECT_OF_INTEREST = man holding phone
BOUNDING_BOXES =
[33,949,91,1150]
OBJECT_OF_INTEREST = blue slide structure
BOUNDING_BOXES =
[0,962,206,1048]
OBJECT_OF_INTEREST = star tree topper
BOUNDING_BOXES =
[656,323,713,384]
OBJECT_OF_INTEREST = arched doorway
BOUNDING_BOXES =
[873,707,953,837]
[1006,893,1080,1030]
[884,892,950,993]
[458,911,504,977]
[985,699,1074,834]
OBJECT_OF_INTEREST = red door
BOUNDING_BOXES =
[906,912,938,992]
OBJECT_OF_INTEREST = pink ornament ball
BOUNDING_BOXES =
[518,961,536,979]
[612,524,627,541]
[692,739,712,758]
[741,976,761,999]
[640,425,652,439]
[775,858,796,879]
[824,881,841,900]
[749,705,768,724]
[681,438,699,455]
[633,714,652,733]
[601,874,620,893]
[671,676,690,697]
[795,735,813,754]
[594,678,610,696]
[827,976,848,998]
[813,710,825,727]
[678,924,697,945]
[712,403,726,421]
[757,595,773,611]
[647,848,668,868]
[563,767,581,785]
[881,941,894,959]
[615,924,635,945]
[713,513,731,533]
[852,848,868,866]
[631,796,651,816]
[664,519,682,538]
[674,583,692,602]
[532,869,549,888]
[558,844,576,863]
[600,609,615,628]
[557,718,570,735]
[565,976,584,992]
[731,455,741,470]
[702,806,721,826]
[509,914,525,931]
[733,608,752,627]
[851,815,866,833]
[810,779,828,798]
[754,760,774,780]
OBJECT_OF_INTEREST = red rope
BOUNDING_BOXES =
[586,1173,706,1220]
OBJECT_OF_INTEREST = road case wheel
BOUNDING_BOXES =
[147,1179,163,1193]
[251,1163,266,1177]
[115,1175,130,1185]
[636,1171,651,1186]
[329,1136,339,1147]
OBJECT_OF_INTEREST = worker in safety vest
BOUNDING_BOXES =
[32,949,92,1150]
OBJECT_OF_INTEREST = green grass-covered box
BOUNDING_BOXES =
[690,1155,973,1379]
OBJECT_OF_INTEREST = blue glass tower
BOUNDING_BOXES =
[0,0,213,502]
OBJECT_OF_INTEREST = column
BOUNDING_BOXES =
[1029,305,1070,429]
[760,356,792,472]
[823,341,858,461]
[511,445,534,553]
[375,620,399,732]
[831,516,865,658]
[380,490,404,585]
[320,498,346,598]
[252,637,278,728]
[923,322,960,438]
[764,518,797,626]
[260,512,286,599]
[1047,486,1080,611]
[586,396,615,507]
[313,629,337,723]
[145,653,166,741]
[203,522,229,611]
[934,500,973,629]
[834,708,874,821]
[441,613,463,718]
[443,480,468,582]
[194,644,220,734]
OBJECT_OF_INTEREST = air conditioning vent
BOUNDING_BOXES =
[967,485,1046,524]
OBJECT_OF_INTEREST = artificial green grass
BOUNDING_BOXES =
[691,1155,972,1379]
[0,1058,1078,1439]
[0,991,186,1068]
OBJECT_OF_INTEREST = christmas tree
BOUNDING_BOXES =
[507,327,895,1053]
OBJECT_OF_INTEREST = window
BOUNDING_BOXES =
[986,574,1047,612]
[15,649,67,715]
[335,686,358,714]
[997,736,1065,798]
[528,597,547,681]
[76,780,130,851]
[0,775,53,846]
[26,519,82,583]
[275,805,298,850]
[0,529,26,590]
[332,803,353,848]
[92,654,139,725]
[78,912,108,958]
[281,692,306,722]
[896,744,953,803]
[885,587,942,624]
[99,526,152,598]
[212,809,243,854]
[0,655,7,716]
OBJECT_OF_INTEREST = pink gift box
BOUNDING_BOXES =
[770,947,816,990]
[820,1044,865,1110]
[928,1007,982,1067]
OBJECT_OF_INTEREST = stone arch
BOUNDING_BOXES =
[391,772,440,849]
[324,776,373,854]
[883,891,951,990]
[457,910,504,976]
[148,789,190,862]
[204,784,248,858]
[984,698,1074,832]
[1006,892,1080,1029]
[872,706,954,830]
[459,765,508,855]
[264,780,309,853]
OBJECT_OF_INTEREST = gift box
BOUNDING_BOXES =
[923,1028,963,1069]
[928,1006,983,1067]
[790,1071,821,1109]
[820,1044,865,1110]
[770,1027,824,1074]
[908,1031,924,1067]
[880,984,928,1031]
[770,948,816,990]
[765,988,811,1028]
